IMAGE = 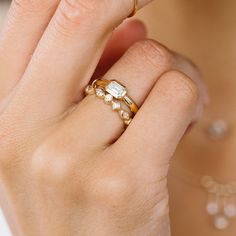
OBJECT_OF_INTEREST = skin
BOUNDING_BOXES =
[0,0,207,235]
[138,0,236,235]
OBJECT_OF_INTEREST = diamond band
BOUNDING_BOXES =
[85,85,133,126]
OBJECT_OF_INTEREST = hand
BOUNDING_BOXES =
[0,0,206,235]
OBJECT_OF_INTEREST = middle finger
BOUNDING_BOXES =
[57,39,206,149]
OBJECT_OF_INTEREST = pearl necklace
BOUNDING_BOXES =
[201,176,236,230]
[201,119,236,230]
[170,118,236,230]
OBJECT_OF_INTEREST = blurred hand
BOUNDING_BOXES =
[0,0,206,235]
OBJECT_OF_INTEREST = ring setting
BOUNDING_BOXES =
[94,79,138,114]
[106,81,127,99]
[85,79,139,126]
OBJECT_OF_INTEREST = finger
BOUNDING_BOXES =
[116,70,202,164]
[0,19,146,114]
[59,39,205,149]
[0,0,60,100]
[7,0,153,121]
[93,20,147,79]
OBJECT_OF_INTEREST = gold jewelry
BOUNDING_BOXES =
[85,83,135,126]
[129,0,138,17]
[93,79,138,114]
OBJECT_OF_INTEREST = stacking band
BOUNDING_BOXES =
[85,85,133,126]
[129,0,138,17]
[85,79,139,126]
[92,79,139,114]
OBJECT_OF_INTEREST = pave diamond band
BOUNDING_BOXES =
[84,79,139,126]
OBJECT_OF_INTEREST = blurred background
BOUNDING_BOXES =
[0,1,9,27]
[0,1,12,235]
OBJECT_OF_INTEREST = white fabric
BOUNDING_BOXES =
[0,209,12,236]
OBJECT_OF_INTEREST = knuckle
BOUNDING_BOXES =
[31,145,73,187]
[55,0,98,35]
[0,122,19,171]
[131,39,172,70]
[162,70,200,110]
[31,146,53,182]
[12,0,55,12]
[53,0,129,37]
[87,167,136,205]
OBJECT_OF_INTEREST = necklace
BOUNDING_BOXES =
[206,119,230,141]
[169,118,236,230]
[201,176,236,230]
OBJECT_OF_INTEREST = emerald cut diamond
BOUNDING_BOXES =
[106,81,127,99]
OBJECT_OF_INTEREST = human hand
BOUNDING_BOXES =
[0,0,206,235]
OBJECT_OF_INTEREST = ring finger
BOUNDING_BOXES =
[58,39,206,149]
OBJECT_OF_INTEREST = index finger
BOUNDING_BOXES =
[0,0,60,100]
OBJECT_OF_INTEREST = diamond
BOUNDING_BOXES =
[106,81,127,99]
[119,110,130,120]
[95,88,105,98]
[104,94,113,104]
[111,101,121,111]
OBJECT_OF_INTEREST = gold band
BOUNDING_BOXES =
[93,79,139,114]
[129,0,138,17]
[85,84,133,126]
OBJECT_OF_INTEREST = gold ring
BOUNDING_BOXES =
[129,0,138,17]
[93,79,139,114]
[85,79,139,126]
